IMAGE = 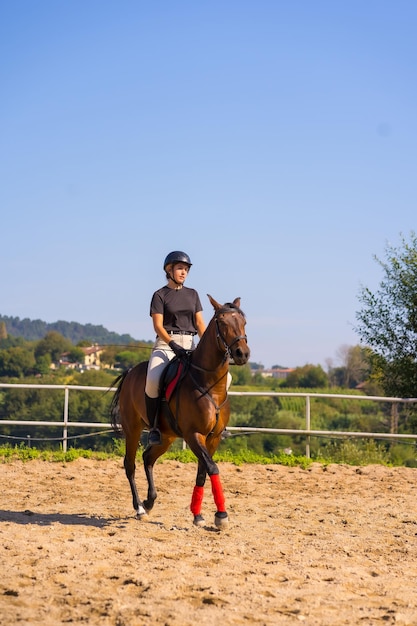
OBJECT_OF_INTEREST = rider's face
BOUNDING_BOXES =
[171,263,190,283]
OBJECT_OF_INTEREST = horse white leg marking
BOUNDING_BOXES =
[136,504,147,519]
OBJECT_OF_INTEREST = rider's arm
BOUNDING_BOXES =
[152,313,173,345]
[195,311,206,338]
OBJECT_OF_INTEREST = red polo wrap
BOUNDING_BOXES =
[190,485,204,516]
[210,473,225,512]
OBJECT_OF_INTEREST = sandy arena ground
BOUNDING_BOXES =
[1,458,417,625]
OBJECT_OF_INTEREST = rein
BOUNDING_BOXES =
[188,366,229,416]
[165,361,228,438]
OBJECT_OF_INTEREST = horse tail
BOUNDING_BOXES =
[109,369,130,436]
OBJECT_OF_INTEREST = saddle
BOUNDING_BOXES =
[154,355,190,438]
[159,355,189,402]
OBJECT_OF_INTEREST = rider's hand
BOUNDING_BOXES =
[169,340,187,358]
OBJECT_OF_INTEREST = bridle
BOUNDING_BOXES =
[215,307,247,363]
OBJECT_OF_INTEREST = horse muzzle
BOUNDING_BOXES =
[231,343,250,365]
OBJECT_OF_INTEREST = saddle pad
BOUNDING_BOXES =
[165,361,184,401]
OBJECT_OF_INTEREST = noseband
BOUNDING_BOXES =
[215,308,247,363]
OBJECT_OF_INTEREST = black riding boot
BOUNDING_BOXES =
[145,394,162,446]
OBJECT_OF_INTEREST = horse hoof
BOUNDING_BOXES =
[136,505,148,520]
[143,499,155,512]
[214,511,229,529]
[193,514,205,527]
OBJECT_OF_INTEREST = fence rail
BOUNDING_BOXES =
[1,383,417,456]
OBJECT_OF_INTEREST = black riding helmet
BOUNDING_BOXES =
[163,251,192,271]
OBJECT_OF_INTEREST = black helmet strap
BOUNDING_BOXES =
[169,264,182,286]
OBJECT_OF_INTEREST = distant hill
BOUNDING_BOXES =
[0,314,140,345]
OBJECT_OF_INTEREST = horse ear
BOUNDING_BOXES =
[207,294,221,310]
[233,297,241,308]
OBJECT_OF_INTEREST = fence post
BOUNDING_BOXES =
[63,387,69,453]
[390,403,399,434]
[305,395,311,458]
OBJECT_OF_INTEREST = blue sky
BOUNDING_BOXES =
[1,1,416,369]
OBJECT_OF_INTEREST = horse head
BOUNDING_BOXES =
[207,294,250,366]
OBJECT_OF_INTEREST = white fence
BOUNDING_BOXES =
[1,383,417,456]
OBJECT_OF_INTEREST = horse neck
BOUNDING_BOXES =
[192,318,228,376]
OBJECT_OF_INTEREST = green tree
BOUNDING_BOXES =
[248,398,278,427]
[34,354,52,375]
[0,346,35,378]
[355,232,417,397]
[67,347,85,364]
[0,335,26,349]
[115,350,142,369]
[229,363,252,386]
[329,345,371,388]
[34,331,73,363]
[252,370,265,384]
[283,364,328,388]
[100,344,151,369]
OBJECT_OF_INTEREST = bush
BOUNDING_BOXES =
[317,439,391,466]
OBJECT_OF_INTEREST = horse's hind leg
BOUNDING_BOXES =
[124,427,147,519]
[142,440,171,512]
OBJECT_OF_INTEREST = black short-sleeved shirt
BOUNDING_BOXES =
[150,286,203,334]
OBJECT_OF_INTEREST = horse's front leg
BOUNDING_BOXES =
[190,460,207,527]
[187,433,229,529]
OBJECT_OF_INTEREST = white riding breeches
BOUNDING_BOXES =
[145,335,195,398]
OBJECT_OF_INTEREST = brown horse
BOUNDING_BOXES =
[110,295,250,528]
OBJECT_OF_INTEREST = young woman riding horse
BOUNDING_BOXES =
[145,251,206,446]
[110,272,250,528]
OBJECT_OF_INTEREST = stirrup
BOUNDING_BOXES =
[148,428,162,446]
